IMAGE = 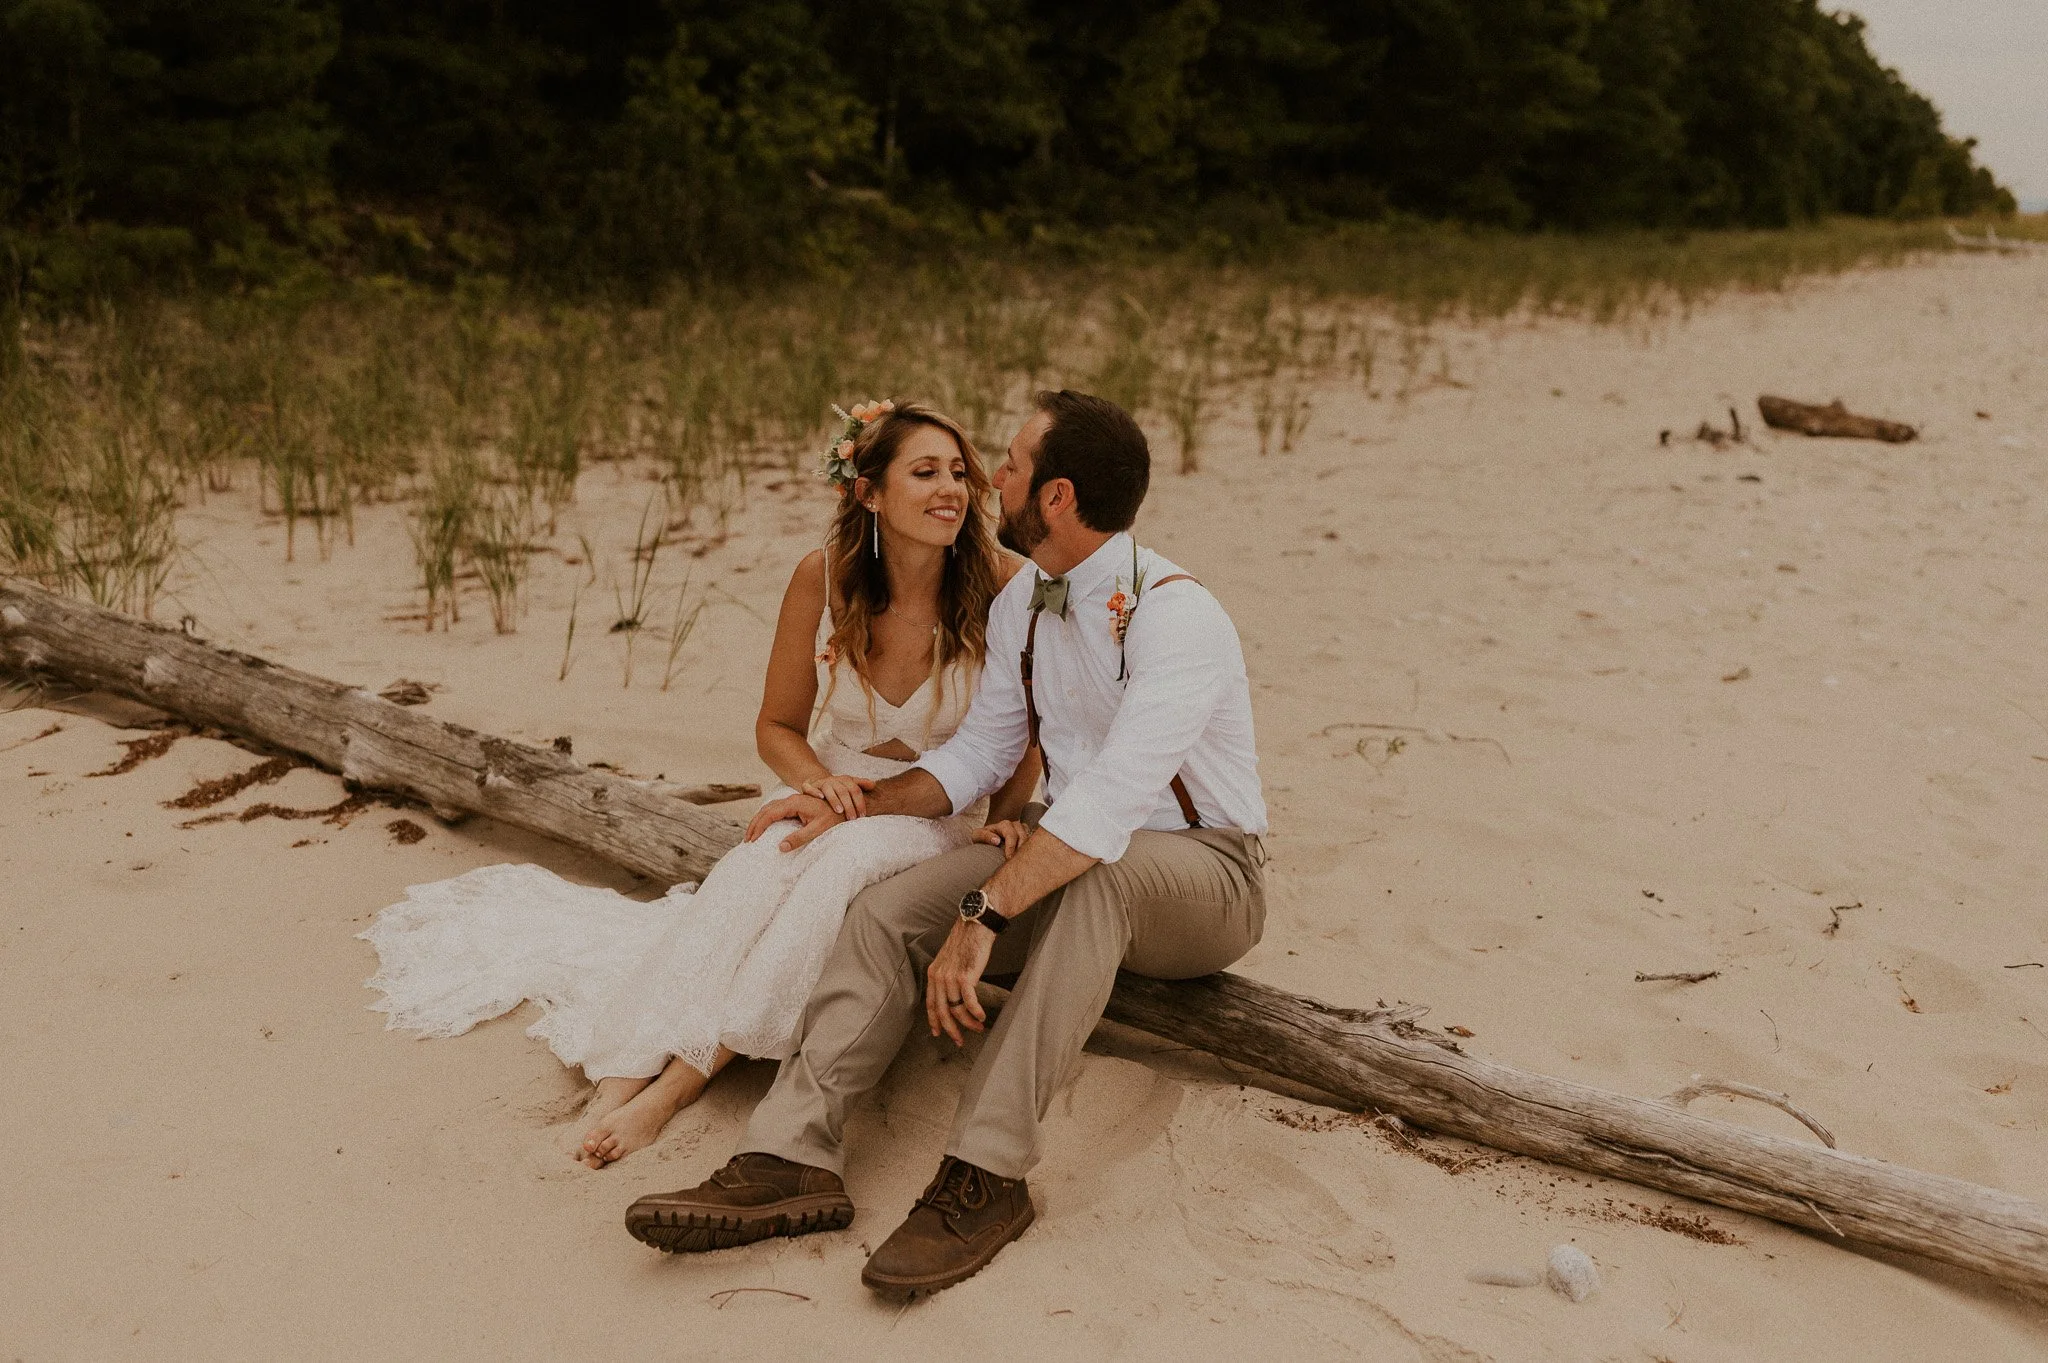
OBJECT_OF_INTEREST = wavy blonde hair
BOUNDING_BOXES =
[820,401,1002,734]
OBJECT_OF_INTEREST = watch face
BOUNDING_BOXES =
[959,888,1004,933]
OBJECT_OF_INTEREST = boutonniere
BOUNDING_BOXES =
[815,642,839,667]
[1109,541,1148,680]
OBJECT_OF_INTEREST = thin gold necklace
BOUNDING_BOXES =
[884,605,941,630]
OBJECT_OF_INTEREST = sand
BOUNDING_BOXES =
[4,251,2046,1360]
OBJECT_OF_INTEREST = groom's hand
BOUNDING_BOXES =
[744,792,843,850]
[971,819,1030,860]
[926,918,996,1046]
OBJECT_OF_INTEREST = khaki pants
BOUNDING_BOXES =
[743,820,1266,1180]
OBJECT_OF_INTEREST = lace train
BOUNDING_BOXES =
[360,804,974,1078]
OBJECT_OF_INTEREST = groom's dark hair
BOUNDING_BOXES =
[1030,389,1150,533]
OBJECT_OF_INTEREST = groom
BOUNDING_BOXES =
[626,390,1268,1299]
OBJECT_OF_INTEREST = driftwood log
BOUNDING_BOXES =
[1758,395,1917,443]
[0,578,739,883]
[5,575,2045,1294]
[1107,977,2047,1291]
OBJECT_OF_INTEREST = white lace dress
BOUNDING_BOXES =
[359,614,986,1079]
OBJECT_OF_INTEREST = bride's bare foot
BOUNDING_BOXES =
[579,1083,692,1168]
[576,1049,735,1169]
[572,1075,651,1166]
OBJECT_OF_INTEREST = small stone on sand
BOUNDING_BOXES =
[1546,1244,1600,1302]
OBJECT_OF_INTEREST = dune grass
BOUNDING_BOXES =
[1262,216,2023,322]
[0,215,2029,628]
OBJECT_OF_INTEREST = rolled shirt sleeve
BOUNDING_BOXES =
[1036,584,1232,863]
[914,582,1032,816]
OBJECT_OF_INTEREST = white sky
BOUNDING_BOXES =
[1841,1,2048,207]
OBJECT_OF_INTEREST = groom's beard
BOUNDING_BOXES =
[997,496,1048,556]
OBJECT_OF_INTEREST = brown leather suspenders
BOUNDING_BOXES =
[1022,573,1203,829]
[1020,608,1046,749]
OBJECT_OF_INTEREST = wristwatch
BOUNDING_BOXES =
[958,888,1008,935]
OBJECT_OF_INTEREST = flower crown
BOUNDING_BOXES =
[818,399,895,491]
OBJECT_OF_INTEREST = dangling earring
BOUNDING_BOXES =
[870,506,880,558]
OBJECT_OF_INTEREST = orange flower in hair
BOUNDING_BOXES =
[818,399,896,489]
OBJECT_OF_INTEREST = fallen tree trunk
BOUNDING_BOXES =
[5,576,2045,1294]
[0,578,739,883]
[1106,976,2047,1291]
[1758,395,1917,443]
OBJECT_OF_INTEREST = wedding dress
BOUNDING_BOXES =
[359,609,987,1079]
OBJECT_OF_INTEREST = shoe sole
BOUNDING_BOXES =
[860,1200,1036,1302]
[625,1194,854,1253]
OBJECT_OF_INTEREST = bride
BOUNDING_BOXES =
[361,400,1038,1168]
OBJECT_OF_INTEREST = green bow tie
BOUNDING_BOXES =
[1029,574,1069,619]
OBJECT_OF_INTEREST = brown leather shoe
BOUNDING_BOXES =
[860,1156,1035,1301]
[624,1153,854,1253]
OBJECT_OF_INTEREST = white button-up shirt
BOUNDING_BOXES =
[917,532,1267,863]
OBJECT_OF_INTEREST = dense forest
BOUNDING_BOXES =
[0,0,2015,299]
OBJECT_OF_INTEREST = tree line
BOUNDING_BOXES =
[0,0,2015,300]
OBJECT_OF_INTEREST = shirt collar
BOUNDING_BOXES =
[1053,531,1134,602]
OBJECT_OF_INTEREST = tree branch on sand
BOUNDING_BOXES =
[1758,395,1917,443]
[4,576,2045,1296]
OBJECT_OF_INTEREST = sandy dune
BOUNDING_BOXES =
[5,251,2046,1360]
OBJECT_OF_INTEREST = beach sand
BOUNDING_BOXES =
[4,250,2046,1360]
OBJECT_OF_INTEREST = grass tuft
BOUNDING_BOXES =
[2,214,2030,635]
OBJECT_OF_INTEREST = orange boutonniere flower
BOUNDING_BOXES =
[815,643,839,667]
[1110,540,1149,680]
[1107,590,1133,647]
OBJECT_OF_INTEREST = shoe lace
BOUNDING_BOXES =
[915,1157,991,1220]
[712,1154,776,1189]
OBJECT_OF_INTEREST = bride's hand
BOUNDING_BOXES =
[972,819,1029,860]
[800,774,875,820]
[744,792,843,850]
